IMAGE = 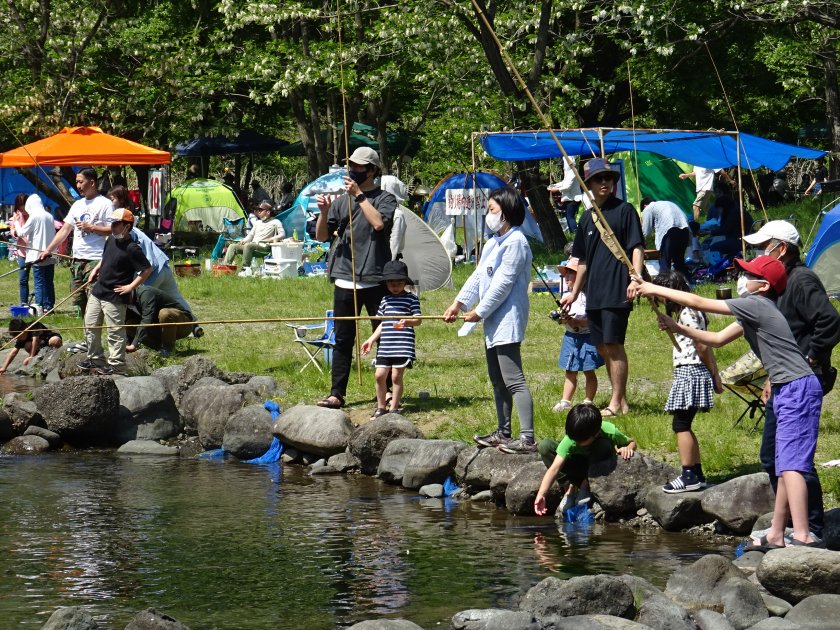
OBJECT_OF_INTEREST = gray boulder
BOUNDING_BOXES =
[327,450,361,472]
[733,551,766,574]
[693,609,735,630]
[504,460,562,516]
[665,555,744,611]
[221,371,255,384]
[191,376,228,389]
[273,404,354,458]
[824,508,840,551]
[756,547,840,603]
[455,445,539,497]
[349,415,424,474]
[538,616,650,629]
[124,607,190,629]
[719,577,768,630]
[645,487,714,531]
[419,483,444,498]
[175,356,225,406]
[520,575,635,619]
[34,376,120,443]
[451,608,538,629]
[3,392,45,433]
[746,619,801,630]
[41,605,98,630]
[36,345,66,379]
[700,473,775,534]
[222,404,274,460]
[114,376,181,443]
[117,440,180,455]
[244,375,278,397]
[617,575,694,630]
[760,594,792,618]
[1,434,51,454]
[150,364,185,400]
[346,621,423,630]
[180,383,261,449]
[589,453,678,516]
[377,438,466,489]
[24,425,62,448]
[784,594,840,629]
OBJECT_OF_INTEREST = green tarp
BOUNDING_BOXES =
[616,151,695,213]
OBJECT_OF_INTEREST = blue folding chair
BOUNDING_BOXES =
[286,309,335,373]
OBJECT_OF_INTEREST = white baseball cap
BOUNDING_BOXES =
[743,220,801,247]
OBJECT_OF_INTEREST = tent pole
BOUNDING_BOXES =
[599,128,605,158]
[737,132,746,260]
[471,135,481,262]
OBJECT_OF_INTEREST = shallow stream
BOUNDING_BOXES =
[0,452,732,628]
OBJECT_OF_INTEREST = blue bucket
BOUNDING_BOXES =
[10,305,30,318]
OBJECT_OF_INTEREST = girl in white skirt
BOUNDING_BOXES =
[653,271,723,493]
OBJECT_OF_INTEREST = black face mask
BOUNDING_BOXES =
[348,170,369,185]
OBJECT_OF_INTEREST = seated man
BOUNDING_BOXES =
[223,201,285,276]
[126,284,194,357]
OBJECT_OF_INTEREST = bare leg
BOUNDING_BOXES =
[583,370,598,401]
[763,476,789,547]
[390,367,405,411]
[598,343,629,414]
[562,370,578,402]
[782,470,814,543]
[676,431,700,467]
[374,367,389,409]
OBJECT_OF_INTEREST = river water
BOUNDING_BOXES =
[0,452,731,628]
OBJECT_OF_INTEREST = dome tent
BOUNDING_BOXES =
[165,178,246,232]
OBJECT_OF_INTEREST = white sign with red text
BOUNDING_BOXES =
[445,188,491,216]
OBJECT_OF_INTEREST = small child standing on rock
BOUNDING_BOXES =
[534,404,636,517]
[361,260,421,419]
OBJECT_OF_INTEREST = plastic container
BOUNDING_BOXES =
[262,257,298,279]
[213,264,238,276]
[271,242,304,265]
[10,305,30,318]
[173,262,201,277]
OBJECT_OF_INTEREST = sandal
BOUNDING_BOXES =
[390,407,404,415]
[787,538,825,548]
[317,394,345,409]
[744,534,785,552]
[370,407,387,419]
[600,407,623,418]
[552,400,572,413]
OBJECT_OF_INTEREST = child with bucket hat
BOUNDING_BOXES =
[361,259,422,418]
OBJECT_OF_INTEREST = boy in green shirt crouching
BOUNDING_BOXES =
[534,403,636,516]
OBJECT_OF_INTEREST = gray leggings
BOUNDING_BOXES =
[485,342,534,439]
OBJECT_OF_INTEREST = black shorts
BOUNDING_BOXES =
[374,356,413,369]
[587,307,631,346]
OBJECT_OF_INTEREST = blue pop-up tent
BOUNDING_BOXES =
[0,167,78,211]
[479,129,825,171]
[805,201,840,296]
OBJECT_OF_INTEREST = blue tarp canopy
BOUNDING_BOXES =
[0,167,78,211]
[479,129,826,171]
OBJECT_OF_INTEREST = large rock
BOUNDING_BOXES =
[243,375,278,397]
[645,488,713,531]
[57,348,152,378]
[664,555,744,611]
[756,547,840,603]
[117,440,180,455]
[537,615,650,629]
[222,404,274,460]
[175,356,225,406]
[589,454,678,516]
[504,460,562,516]
[347,621,423,630]
[377,438,466,489]
[520,575,636,620]
[451,608,538,630]
[180,383,262,449]
[23,425,62,448]
[455,446,539,498]
[700,473,775,534]
[124,607,191,629]
[41,606,98,630]
[33,376,120,443]
[693,609,734,630]
[745,619,802,630]
[114,376,181,443]
[349,415,424,474]
[0,434,51,454]
[151,364,185,401]
[784,594,840,630]
[273,404,354,458]
[3,392,45,433]
[616,575,694,630]
[718,577,768,630]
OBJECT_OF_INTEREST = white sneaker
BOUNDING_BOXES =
[238,268,253,277]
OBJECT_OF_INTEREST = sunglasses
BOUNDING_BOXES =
[590,174,614,183]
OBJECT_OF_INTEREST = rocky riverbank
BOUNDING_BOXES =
[3,352,839,629]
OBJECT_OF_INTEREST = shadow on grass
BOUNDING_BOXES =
[343,394,491,412]
[706,462,765,484]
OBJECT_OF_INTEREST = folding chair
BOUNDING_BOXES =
[720,350,766,434]
[286,309,335,373]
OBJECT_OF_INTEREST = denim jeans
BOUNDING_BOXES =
[33,263,56,311]
[17,256,30,304]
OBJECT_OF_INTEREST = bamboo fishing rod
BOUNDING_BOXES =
[0,240,74,261]
[468,0,680,351]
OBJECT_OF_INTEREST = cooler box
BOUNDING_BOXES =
[263,257,298,279]
[271,242,304,265]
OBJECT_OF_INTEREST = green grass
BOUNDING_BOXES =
[3,195,838,508]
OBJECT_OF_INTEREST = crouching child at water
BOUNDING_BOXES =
[534,404,636,516]
[634,256,822,548]
[0,319,62,374]
[361,260,421,419]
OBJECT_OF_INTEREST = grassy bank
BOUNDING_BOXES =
[2,194,838,507]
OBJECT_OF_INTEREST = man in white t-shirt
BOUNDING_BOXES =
[679,165,734,221]
[40,167,113,314]
[223,202,285,275]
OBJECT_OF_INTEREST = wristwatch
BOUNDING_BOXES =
[355,193,366,203]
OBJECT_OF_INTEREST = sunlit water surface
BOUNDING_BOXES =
[0,452,731,628]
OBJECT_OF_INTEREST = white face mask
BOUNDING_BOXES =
[759,242,781,259]
[737,275,766,298]
[485,212,505,234]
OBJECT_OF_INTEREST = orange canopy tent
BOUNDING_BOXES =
[0,126,170,166]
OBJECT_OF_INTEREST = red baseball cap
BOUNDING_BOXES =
[733,255,787,295]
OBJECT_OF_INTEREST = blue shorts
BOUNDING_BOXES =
[772,374,822,476]
[559,332,604,372]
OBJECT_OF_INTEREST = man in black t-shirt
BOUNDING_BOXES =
[78,208,152,376]
[560,159,645,417]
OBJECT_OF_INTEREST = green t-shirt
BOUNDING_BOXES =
[556,421,630,458]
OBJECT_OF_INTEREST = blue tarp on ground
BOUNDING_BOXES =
[805,201,840,295]
[480,129,825,171]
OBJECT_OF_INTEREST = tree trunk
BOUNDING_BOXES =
[518,162,566,252]
[16,168,72,213]
[823,47,840,179]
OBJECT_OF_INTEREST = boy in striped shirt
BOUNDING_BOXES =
[362,260,421,419]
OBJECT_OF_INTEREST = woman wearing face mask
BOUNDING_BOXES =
[443,186,536,454]
[634,255,823,550]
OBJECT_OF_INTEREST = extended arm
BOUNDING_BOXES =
[635,279,734,316]
[534,454,566,515]
[659,316,743,348]
[40,222,72,259]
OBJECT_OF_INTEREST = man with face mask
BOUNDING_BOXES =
[314,147,396,408]
[77,208,152,376]
[743,220,840,542]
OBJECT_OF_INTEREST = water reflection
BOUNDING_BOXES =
[0,374,40,394]
[0,453,731,628]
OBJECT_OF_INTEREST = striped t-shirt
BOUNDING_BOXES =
[376,292,422,359]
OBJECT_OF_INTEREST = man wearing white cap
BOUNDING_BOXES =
[314,147,397,408]
[744,220,840,542]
